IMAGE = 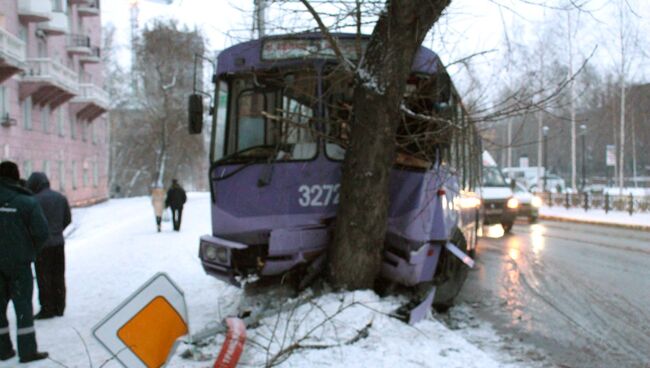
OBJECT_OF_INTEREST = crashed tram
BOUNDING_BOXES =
[188,33,482,312]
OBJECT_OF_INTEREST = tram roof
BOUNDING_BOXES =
[216,33,443,76]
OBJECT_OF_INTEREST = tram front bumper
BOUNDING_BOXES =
[199,235,249,287]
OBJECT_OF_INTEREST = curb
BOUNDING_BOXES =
[539,214,650,232]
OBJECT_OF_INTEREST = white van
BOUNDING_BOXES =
[481,152,518,233]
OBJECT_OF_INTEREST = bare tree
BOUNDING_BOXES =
[110,21,207,196]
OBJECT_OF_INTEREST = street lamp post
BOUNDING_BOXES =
[543,126,549,192]
[580,124,587,192]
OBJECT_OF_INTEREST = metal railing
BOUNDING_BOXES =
[79,0,100,10]
[540,192,650,215]
[67,34,91,48]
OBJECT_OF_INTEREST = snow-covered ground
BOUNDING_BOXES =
[540,206,650,229]
[2,193,524,367]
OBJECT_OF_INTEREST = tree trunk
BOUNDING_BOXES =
[329,0,452,289]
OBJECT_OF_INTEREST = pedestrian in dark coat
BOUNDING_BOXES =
[0,162,49,363]
[165,179,187,231]
[27,172,71,320]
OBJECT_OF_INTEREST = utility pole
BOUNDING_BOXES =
[543,126,549,192]
[130,0,140,94]
[580,124,586,191]
[506,121,512,168]
[568,11,577,192]
[537,46,545,194]
[254,0,267,38]
[618,0,626,192]
[631,112,637,187]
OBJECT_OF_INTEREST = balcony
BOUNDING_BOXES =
[79,47,101,64]
[17,0,52,23]
[70,83,108,121]
[67,34,92,55]
[19,58,79,108]
[38,11,69,35]
[78,0,100,17]
[0,28,27,83]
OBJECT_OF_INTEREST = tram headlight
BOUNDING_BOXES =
[531,196,543,208]
[204,245,228,264]
[506,197,519,209]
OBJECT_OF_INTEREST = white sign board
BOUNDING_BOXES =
[92,273,189,368]
[519,156,529,168]
[606,145,616,167]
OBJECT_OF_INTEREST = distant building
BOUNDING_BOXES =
[0,0,108,206]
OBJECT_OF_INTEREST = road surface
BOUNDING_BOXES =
[458,220,650,368]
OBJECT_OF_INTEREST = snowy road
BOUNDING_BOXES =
[458,220,650,368]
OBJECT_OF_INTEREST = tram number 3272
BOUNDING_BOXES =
[298,184,341,207]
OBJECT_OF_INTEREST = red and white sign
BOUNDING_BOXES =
[213,318,247,368]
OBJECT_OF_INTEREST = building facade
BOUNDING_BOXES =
[0,0,108,206]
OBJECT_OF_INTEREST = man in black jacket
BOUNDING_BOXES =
[165,179,187,231]
[0,162,49,363]
[27,172,71,320]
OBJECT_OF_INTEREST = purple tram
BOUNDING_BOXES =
[188,33,482,312]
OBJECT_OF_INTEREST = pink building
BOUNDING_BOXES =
[0,0,108,206]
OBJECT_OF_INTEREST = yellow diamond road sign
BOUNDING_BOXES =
[93,273,189,368]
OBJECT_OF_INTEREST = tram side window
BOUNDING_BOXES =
[237,91,266,151]
[215,81,228,160]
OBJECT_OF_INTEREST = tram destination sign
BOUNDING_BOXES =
[262,38,368,61]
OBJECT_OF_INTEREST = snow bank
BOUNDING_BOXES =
[1,193,506,367]
[540,206,650,229]
[180,291,504,368]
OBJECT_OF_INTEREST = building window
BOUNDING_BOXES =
[23,97,32,130]
[57,108,65,137]
[93,161,98,187]
[81,121,87,142]
[23,160,32,178]
[0,86,8,120]
[58,160,65,191]
[42,160,50,177]
[83,165,89,187]
[70,115,76,139]
[41,106,50,134]
[91,123,97,144]
[71,160,77,190]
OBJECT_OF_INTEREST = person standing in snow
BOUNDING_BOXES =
[0,162,49,363]
[165,179,187,231]
[151,186,165,232]
[26,172,71,320]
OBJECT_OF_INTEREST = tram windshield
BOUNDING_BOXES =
[220,69,318,163]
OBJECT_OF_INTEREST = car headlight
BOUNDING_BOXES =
[531,196,543,208]
[459,197,481,209]
[506,197,519,209]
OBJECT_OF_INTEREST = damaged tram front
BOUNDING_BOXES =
[189,33,482,312]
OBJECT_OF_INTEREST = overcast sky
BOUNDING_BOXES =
[101,0,650,95]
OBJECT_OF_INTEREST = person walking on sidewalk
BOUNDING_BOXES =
[27,172,71,320]
[151,186,165,232]
[165,179,187,231]
[0,162,49,363]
